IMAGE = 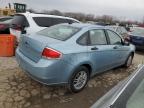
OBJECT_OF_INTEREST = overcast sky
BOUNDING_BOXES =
[1,0,144,22]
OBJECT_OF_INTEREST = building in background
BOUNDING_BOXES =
[0,3,26,16]
[0,7,16,16]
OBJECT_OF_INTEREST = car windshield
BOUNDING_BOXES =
[37,25,80,41]
[126,78,144,108]
[131,27,144,36]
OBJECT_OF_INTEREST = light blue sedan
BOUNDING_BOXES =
[16,23,135,93]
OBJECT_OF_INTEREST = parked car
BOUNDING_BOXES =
[0,16,13,22]
[91,65,144,108]
[16,23,135,93]
[0,16,13,34]
[106,25,130,41]
[10,12,80,41]
[129,27,144,50]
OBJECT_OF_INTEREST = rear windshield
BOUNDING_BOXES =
[33,17,69,27]
[11,15,29,27]
[37,25,80,41]
[2,19,13,23]
[0,17,12,22]
[131,27,144,36]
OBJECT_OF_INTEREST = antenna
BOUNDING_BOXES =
[8,3,11,9]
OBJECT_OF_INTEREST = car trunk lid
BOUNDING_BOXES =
[19,34,62,62]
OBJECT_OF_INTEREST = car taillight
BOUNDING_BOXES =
[42,48,62,59]
[0,24,6,29]
[11,24,22,31]
[15,25,22,31]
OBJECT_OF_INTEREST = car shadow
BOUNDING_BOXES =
[136,51,144,55]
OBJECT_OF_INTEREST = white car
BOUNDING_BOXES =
[10,12,80,41]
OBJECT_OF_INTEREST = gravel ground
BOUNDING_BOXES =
[0,51,143,108]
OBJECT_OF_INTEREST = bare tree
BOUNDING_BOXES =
[27,8,37,13]
[26,8,141,25]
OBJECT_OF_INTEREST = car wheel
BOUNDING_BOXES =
[68,66,89,93]
[124,54,133,67]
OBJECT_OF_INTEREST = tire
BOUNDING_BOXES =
[124,54,133,67]
[68,66,89,93]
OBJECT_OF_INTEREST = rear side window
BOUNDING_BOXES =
[11,15,29,27]
[77,32,89,45]
[53,18,68,24]
[33,17,52,27]
[33,17,68,27]
[37,25,80,41]
[89,29,107,45]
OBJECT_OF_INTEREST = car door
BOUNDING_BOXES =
[106,29,130,65]
[111,65,144,108]
[87,29,118,75]
[91,65,144,108]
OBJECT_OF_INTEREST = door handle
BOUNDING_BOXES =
[91,47,98,50]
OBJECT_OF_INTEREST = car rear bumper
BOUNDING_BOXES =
[16,48,73,85]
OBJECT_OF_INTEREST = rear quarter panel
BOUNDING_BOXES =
[47,30,94,78]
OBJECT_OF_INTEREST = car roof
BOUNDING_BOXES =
[107,25,118,27]
[0,16,13,23]
[0,16,13,19]
[16,12,80,22]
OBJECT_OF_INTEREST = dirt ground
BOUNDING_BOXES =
[0,51,143,108]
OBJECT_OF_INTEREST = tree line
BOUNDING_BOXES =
[27,9,141,25]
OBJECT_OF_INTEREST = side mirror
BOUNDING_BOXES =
[121,38,129,46]
[123,41,130,46]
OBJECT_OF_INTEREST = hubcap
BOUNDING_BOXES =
[73,71,87,90]
[127,56,132,67]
